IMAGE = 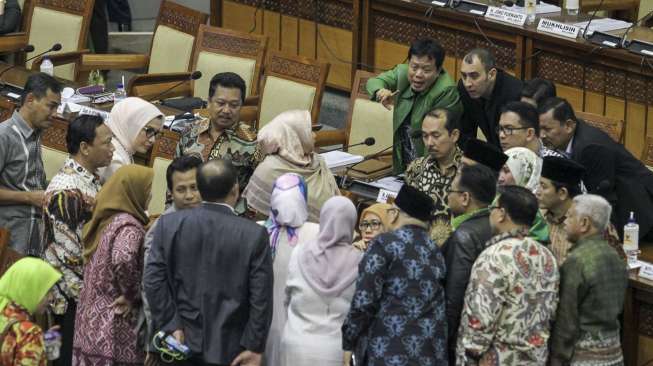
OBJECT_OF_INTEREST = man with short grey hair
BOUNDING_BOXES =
[550,194,628,366]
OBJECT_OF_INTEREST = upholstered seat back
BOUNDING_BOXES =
[348,98,393,156]
[41,146,68,182]
[258,76,316,128]
[26,7,82,80]
[148,156,172,215]
[193,52,256,99]
[148,25,195,74]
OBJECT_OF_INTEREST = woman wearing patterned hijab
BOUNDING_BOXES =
[244,110,340,222]
[499,147,543,193]
[280,196,362,366]
[261,173,319,366]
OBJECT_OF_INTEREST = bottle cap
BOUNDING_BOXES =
[117,83,124,89]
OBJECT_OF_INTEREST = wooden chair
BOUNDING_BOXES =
[148,129,180,215]
[0,0,32,55]
[41,119,69,182]
[0,228,22,277]
[81,1,207,81]
[128,25,268,102]
[257,51,330,129]
[315,70,393,157]
[0,98,16,122]
[641,136,653,169]
[576,111,625,143]
[22,0,95,82]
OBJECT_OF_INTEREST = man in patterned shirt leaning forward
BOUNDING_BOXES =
[456,185,559,365]
[550,194,628,366]
[405,107,463,245]
[41,115,114,365]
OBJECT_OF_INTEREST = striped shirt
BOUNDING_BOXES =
[0,111,47,255]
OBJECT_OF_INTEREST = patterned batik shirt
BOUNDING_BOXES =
[342,224,448,365]
[42,158,101,315]
[456,229,560,366]
[550,236,628,366]
[405,146,463,246]
[0,302,47,366]
[175,118,260,191]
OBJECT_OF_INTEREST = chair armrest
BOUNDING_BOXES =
[244,95,259,106]
[0,32,28,54]
[315,129,347,148]
[127,72,193,100]
[79,53,149,71]
[31,50,89,70]
[240,105,258,129]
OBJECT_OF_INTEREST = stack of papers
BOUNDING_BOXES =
[368,176,404,193]
[504,2,561,14]
[573,18,632,36]
[320,150,364,169]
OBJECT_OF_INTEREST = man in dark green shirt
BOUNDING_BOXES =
[366,37,461,173]
[550,194,628,366]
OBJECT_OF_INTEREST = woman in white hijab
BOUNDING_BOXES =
[99,97,163,182]
[498,147,543,193]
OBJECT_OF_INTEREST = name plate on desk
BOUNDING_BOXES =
[640,262,653,281]
[377,189,397,203]
[537,18,580,39]
[485,6,526,26]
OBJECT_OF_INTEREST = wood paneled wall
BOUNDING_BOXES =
[219,0,354,90]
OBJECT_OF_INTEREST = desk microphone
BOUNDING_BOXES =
[147,71,202,102]
[581,0,605,40]
[0,43,62,82]
[621,10,653,48]
[322,137,375,153]
[0,44,35,81]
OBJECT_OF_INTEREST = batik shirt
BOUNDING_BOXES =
[456,229,560,366]
[42,158,101,315]
[342,225,448,365]
[175,118,260,191]
[0,302,46,366]
[550,236,628,366]
[405,147,463,246]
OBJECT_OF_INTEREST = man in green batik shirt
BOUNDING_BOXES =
[550,194,628,366]
[366,37,462,174]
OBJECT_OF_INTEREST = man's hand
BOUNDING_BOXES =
[230,350,262,366]
[375,88,398,110]
[172,329,185,344]
[25,191,45,207]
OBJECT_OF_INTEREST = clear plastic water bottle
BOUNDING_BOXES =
[114,83,127,104]
[565,0,579,16]
[43,329,61,360]
[525,0,536,24]
[40,57,54,76]
[624,211,639,266]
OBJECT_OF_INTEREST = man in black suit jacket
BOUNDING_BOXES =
[538,97,653,239]
[144,159,273,366]
[458,48,523,147]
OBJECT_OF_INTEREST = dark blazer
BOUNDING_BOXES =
[441,209,493,365]
[458,70,523,147]
[571,120,653,238]
[144,202,273,365]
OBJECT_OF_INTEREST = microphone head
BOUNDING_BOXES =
[364,137,376,146]
[504,0,514,6]
[23,44,35,53]
[51,43,62,51]
[190,71,202,80]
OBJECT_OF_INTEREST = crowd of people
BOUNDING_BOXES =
[0,36,645,366]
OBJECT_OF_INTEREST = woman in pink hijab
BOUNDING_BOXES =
[99,97,163,182]
[280,196,362,366]
[243,110,340,222]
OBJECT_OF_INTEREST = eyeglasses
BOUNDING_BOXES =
[359,220,383,231]
[143,126,163,139]
[496,125,529,136]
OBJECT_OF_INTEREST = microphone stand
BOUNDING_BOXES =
[147,72,202,102]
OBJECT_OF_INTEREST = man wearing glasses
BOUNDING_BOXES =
[441,164,497,365]
[405,107,462,245]
[498,101,563,159]
[175,72,259,193]
[456,186,559,365]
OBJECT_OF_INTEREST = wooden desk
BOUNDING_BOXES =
[624,245,653,366]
